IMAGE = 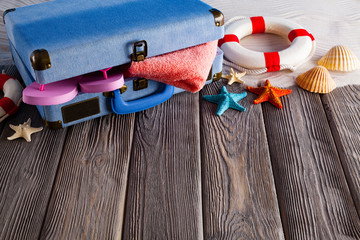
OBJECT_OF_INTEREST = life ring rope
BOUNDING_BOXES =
[220,16,316,75]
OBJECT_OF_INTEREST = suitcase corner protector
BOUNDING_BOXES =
[44,119,63,130]
[209,9,224,27]
[3,8,16,24]
[30,49,52,71]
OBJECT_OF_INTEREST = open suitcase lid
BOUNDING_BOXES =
[4,0,224,85]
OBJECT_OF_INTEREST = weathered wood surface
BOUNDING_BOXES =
[262,86,360,240]
[0,66,68,240]
[322,86,360,216]
[39,114,135,239]
[0,110,65,240]
[0,104,68,240]
[122,93,203,240]
[200,81,284,240]
[0,64,360,240]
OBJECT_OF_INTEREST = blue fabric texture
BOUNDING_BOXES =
[10,39,223,128]
[5,0,224,84]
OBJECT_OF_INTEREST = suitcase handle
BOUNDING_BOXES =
[111,84,174,114]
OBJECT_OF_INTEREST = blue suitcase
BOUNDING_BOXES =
[4,0,224,129]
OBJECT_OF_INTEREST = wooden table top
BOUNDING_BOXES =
[0,64,359,239]
[1,0,360,238]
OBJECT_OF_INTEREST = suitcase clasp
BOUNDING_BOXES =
[133,78,148,91]
[131,40,148,62]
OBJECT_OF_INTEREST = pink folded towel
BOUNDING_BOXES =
[127,40,218,93]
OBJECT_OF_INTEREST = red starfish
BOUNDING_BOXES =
[246,80,292,109]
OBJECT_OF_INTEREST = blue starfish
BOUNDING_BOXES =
[203,86,247,116]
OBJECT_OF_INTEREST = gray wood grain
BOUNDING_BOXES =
[200,80,284,240]
[321,85,360,215]
[122,93,203,240]
[262,86,360,239]
[0,103,68,240]
[39,113,135,239]
[2,61,360,240]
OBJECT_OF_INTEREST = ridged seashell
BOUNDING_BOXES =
[296,66,336,93]
[318,45,360,72]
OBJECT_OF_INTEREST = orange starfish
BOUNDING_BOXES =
[246,80,292,109]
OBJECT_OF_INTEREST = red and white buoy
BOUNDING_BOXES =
[0,70,22,122]
[219,16,316,74]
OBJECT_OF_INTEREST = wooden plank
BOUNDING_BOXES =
[321,85,360,215]
[0,104,68,239]
[122,93,203,240]
[39,113,135,239]
[200,81,284,239]
[262,86,360,239]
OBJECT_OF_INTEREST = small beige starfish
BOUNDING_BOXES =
[7,118,43,142]
[222,68,246,85]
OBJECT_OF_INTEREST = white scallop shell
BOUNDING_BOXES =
[318,45,360,72]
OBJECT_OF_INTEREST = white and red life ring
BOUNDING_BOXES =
[0,72,22,122]
[219,16,316,74]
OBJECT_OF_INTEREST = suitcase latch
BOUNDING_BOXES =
[131,40,148,62]
[133,78,148,91]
